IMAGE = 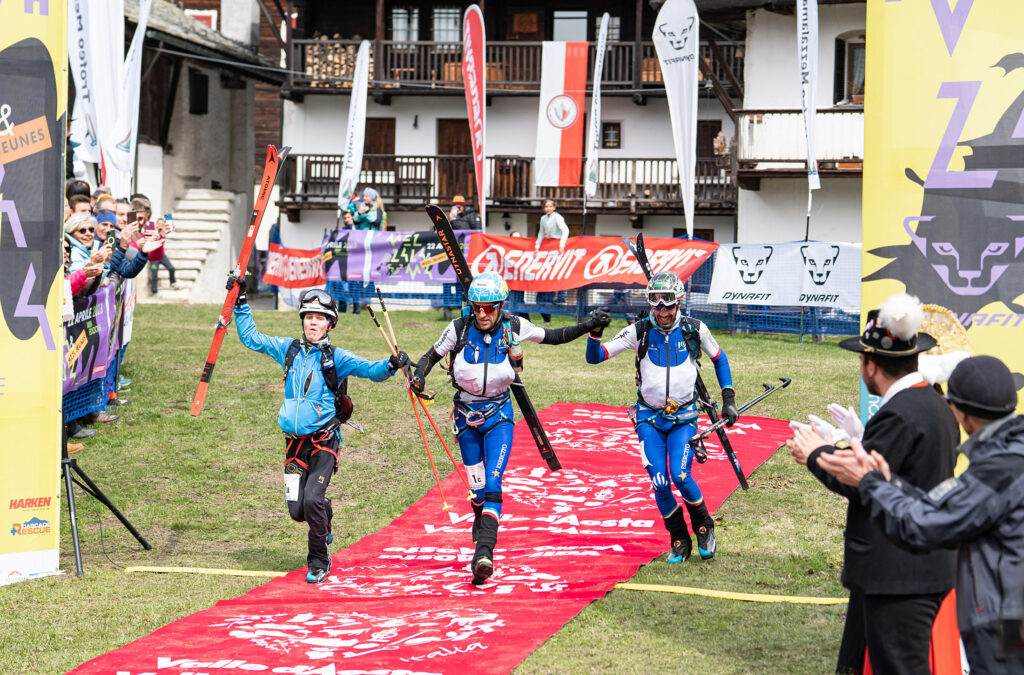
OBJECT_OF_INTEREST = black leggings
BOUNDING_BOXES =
[149,256,176,293]
[284,431,338,567]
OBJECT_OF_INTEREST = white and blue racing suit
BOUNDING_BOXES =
[586,318,733,517]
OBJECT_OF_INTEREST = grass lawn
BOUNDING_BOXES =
[0,302,860,673]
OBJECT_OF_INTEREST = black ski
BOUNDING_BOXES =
[426,204,561,472]
[626,234,748,490]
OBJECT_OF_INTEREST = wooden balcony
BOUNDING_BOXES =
[736,108,864,188]
[279,154,736,218]
[286,39,743,98]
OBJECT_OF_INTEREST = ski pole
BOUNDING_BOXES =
[368,303,473,495]
[692,378,792,445]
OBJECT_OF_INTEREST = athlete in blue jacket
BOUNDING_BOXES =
[228,281,409,583]
[585,271,738,563]
[410,272,609,584]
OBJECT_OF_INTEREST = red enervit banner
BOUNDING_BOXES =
[262,242,326,288]
[467,234,718,291]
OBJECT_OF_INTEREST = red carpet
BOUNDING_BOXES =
[73,403,791,674]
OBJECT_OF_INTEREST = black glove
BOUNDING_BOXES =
[226,273,246,306]
[388,350,411,373]
[721,387,738,427]
[587,307,612,337]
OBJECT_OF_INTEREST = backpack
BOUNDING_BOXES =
[284,339,353,426]
[633,316,703,391]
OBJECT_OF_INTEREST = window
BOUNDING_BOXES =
[601,122,621,149]
[391,8,419,42]
[432,7,461,43]
[594,15,620,42]
[834,32,865,104]
[553,10,588,41]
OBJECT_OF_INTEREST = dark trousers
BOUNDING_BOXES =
[149,257,176,293]
[284,431,338,568]
[963,622,1024,675]
[837,589,946,674]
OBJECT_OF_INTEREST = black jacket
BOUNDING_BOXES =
[807,382,958,594]
[860,414,1024,632]
[451,206,482,230]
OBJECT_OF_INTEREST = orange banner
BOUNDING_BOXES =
[262,242,325,288]
[0,115,52,165]
[467,234,718,291]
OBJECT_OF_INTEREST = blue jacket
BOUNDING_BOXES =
[108,243,149,279]
[66,234,100,272]
[234,304,396,437]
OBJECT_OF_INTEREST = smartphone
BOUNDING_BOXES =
[126,211,137,224]
[142,220,156,234]
[164,213,175,233]
[106,230,117,246]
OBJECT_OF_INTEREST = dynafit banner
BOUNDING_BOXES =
[862,1,1024,414]
[467,234,718,291]
[0,0,68,586]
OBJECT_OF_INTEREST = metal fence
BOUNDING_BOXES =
[322,252,859,337]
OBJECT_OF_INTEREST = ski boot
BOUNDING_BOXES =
[472,515,498,585]
[664,508,692,564]
[686,501,717,560]
[306,557,332,584]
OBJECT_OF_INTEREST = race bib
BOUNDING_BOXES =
[284,472,300,502]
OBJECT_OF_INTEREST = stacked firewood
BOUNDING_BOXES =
[304,34,373,88]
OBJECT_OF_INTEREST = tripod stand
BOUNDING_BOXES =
[62,424,151,576]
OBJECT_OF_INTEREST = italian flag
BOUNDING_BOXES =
[533,41,589,187]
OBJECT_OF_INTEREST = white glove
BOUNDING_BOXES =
[788,420,811,434]
[827,403,864,441]
[807,414,849,444]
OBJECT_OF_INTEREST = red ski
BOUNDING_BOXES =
[190,145,290,416]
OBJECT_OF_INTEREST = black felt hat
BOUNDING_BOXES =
[946,355,1018,419]
[839,308,937,356]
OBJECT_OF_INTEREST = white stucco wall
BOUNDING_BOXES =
[743,4,866,109]
[737,177,861,243]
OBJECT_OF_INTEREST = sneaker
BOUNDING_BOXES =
[66,442,84,455]
[118,375,132,388]
[695,523,717,560]
[69,423,96,439]
[667,536,692,564]
[306,558,332,584]
[169,281,182,290]
[109,397,130,407]
[94,411,119,423]
[471,557,494,585]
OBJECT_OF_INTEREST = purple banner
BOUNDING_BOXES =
[62,283,124,394]
[322,229,475,283]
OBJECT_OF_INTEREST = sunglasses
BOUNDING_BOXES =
[76,227,96,234]
[472,302,500,315]
[647,292,679,310]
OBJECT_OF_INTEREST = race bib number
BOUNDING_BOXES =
[284,472,300,502]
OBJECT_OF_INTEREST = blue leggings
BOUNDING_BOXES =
[635,412,703,517]
[455,398,514,520]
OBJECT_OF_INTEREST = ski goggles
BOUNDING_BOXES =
[646,291,679,310]
[300,289,333,306]
[471,302,501,316]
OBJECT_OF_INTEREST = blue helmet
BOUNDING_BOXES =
[468,271,509,304]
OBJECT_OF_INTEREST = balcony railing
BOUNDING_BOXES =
[737,109,864,166]
[289,39,743,96]
[280,154,736,211]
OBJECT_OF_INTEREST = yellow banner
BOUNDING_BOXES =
[0,1,68,585]
[863,1,1024,397]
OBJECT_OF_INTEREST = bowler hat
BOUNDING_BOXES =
[946,355,1018,419]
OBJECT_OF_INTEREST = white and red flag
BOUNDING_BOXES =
[462,5,487,229]
[533,41,588,187]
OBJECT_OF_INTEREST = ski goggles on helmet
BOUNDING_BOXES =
[646,291,680,310]
[300,289,333,306]
[471,302,501,316]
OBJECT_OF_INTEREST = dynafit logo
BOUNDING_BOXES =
[11,517,51,536]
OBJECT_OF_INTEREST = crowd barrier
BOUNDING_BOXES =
[323,252,860,337]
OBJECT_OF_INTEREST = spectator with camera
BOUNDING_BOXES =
[65,212,112,275]
[131,196,180,294]
[449,194,482,230]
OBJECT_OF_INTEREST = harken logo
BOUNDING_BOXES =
[800,243,840,286]
[11,517,51,536]
[546,95,579,129]
[732,245,774,284]
[9,496,52,510]
[657,16,696,51]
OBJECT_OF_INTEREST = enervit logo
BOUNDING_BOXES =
[10,517,51,536]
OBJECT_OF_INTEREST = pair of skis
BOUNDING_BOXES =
[426,204,562,472]
[191,145,290,417]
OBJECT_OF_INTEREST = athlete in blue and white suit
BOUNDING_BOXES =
[585,271,738,563]
[411,271,609,584]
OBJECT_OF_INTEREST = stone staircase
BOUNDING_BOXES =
[138,189,239,303]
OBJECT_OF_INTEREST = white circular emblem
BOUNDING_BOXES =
[546,95,579,129]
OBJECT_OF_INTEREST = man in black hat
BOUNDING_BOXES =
[787,293,958,674]
[814,355,1024,674]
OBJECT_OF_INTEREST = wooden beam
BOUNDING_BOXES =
[698,58,737,123]
[633,0,644,92]
[255,0,287,53]
[374,0,384,85]
[703,32,743,100]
